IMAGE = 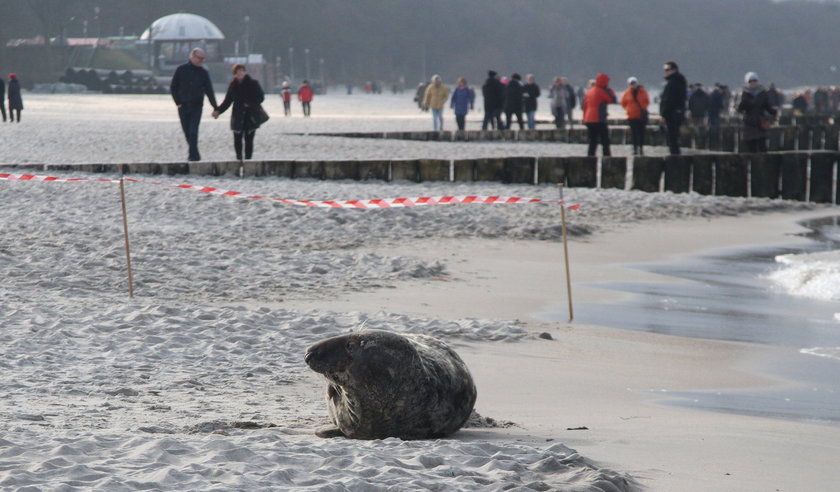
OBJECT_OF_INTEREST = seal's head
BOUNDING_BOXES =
[304,330,419,387]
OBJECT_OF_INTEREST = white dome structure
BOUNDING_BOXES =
[138,13,225,71]
[140,13,224,42]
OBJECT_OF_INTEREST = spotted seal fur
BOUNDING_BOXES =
[304,329,477,440]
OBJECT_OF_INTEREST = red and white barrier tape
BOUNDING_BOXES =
[0,173,580,210]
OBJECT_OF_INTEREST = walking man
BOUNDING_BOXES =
[659,61,687,155]
[422,75,449,131]
[170,48,218,161]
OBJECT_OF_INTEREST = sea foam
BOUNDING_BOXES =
[768,249,840,303]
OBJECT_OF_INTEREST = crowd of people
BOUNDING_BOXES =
[411,61,807,156]
[6,47,830,161]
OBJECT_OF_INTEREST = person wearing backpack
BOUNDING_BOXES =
[621,77,650,155]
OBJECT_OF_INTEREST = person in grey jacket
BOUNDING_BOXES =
[170,48,218,161]
[7,74,23,122]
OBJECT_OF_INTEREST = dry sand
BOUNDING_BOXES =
[1,93,839,491]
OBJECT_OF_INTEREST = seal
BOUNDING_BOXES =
[304,329,477,440]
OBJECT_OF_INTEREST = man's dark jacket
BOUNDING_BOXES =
[659,71,687,118]
[170,62,218,108]
[482,77,505,112]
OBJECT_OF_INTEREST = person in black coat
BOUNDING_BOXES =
[481,70,504,130]
[170,48,218,161]
[659,61,687,155]
[737,72,777,153]
[7,74,24,122]
[212,64,266,161]
[523,74,540,129]
[708,84,725,127]
[0,76,5,122]
[7,74,23,123]
[688,83,710,126]
[504,73,525,130]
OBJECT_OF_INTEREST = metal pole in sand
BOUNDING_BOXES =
[557,184,573,322]
[119,177,134,297]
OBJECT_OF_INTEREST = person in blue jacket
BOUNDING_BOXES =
[450,77,474,131]
[170,48,218,161]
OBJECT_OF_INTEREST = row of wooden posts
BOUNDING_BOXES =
[307,123,840,153]
[17,149,838,204]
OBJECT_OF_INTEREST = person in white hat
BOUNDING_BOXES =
[737,72,777,152]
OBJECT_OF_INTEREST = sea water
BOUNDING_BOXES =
[554,215,840,424]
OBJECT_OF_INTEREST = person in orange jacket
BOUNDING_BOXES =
[298,80,314,117]
[620,77,650,155]
[582,73,617,156]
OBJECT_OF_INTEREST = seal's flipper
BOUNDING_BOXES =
[315,426,345,438]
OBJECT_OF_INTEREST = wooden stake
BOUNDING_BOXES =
[119,177,134,297]
[558,184,573,322]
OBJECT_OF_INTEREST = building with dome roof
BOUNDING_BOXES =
[139,13,225,71]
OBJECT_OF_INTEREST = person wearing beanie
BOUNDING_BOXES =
[737,72,778,152]
[481,70,504,130]
[503,73,525,130]
[281,80,292,116]
[7,73,23,123]
[620,76,650,155]
[582,72,617,156]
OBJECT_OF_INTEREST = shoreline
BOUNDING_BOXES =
[287,208,840,490]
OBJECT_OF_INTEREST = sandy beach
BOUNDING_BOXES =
[1,93,839,491]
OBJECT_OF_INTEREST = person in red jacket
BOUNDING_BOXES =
[281,81,292,116]
[582,73,617,156]
[298,80,314,117]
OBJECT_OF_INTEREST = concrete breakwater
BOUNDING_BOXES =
[10,150,838,205]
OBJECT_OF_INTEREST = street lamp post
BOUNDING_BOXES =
[244,16,250,55]
[289,47,295,82]
[304,48,310,81]
[94,6,101,46]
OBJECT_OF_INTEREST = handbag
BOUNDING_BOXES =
[250,105,270,128]
[759,116,771,131]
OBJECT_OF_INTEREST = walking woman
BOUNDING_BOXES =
[212,63,265,161]
[737,72,777,153]
[450,77,474,131]
[620,77,650,155]
[7,73,23,123]
[582,73,617,156]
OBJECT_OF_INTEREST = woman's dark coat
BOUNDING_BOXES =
[8,79,23,110]
[504,79,524,112]
[738,86,777,141]
[216,75,265,132]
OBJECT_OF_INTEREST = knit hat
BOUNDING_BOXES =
[627,76,638,85]
[745,72,759,84]
[488,70,497,78]
[8,73,15,79]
